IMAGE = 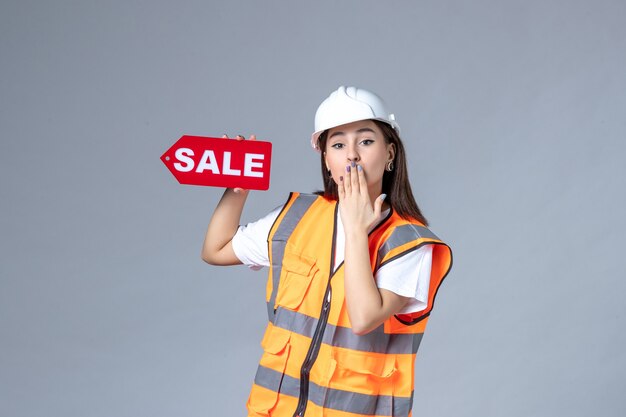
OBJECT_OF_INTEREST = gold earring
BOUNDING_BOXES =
[386,161,394,172]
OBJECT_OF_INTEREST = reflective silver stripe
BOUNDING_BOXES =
[254,365,413,417]
[267,194,319,322]
[377,224,440,269]
[253,363,288,394]
[271,308,422,354]
[254,364,300,398]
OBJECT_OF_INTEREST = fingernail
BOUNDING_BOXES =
[346,165,350,172]
[357,165,362,171]
[351,161,356,168]
[381,194,387,201]
[340,176,344,181]
[237,134,245,139]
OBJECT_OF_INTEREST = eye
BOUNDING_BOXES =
[330,143,344,149]
[360,139,374,145]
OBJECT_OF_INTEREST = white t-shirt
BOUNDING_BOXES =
[232,206,433,314]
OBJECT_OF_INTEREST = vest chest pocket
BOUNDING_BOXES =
[275,251,319,310]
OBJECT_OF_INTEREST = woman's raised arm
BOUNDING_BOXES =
[201,134,255,265]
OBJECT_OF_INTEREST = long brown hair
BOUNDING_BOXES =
[315,120,428,226]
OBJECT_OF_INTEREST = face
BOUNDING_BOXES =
[323,119,395,195]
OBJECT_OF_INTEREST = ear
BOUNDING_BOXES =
[323,151,329,171]
[387,143,396,162]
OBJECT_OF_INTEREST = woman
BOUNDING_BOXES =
[202,86,453,417]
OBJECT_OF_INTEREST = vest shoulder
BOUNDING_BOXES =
[287,192,333,205]
[387,215,444,243]
[289,191,322,198]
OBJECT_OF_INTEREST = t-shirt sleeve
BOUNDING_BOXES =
[375,244,434,314]
[231,206,282,271]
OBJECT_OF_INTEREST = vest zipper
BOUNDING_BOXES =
[293,203,340,417]
[292,203,393,417]
[293,286,332,417]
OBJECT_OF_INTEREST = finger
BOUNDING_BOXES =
[344,165,352,195]
[249,134,257,141]
[357,164,367,194]
[235,134,245,141]
[350,162,359,192]
[337,175,345,200]
[374,194,386,218]
[222,134,229,139]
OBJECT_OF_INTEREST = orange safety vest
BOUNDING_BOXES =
[247,192,453,417]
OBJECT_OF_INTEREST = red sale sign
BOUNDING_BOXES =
[160,136,272,190]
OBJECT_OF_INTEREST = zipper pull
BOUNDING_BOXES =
[323,290,331,311]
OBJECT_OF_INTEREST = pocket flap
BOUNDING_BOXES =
[263,327,291,355]
[336,351,397,378]
[357,357,397,378]
[282,251,318,276]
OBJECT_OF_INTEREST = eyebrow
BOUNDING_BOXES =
[328,128,376,140]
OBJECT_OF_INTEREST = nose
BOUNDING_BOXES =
[347,146,360,163]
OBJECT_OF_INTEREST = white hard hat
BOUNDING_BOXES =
[311,85,400,151]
